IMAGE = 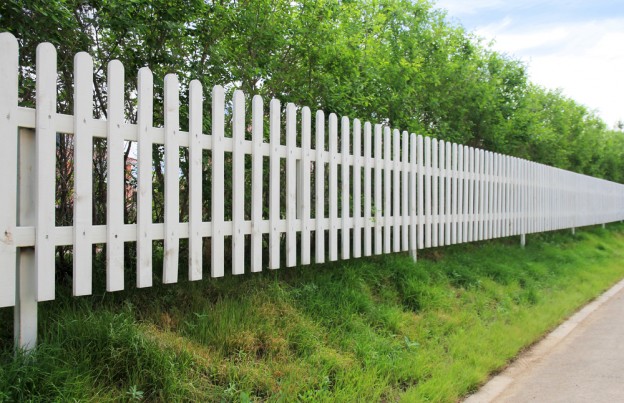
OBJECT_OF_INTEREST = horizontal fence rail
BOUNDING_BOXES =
[2,33,624,348]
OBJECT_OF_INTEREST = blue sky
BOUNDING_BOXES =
[433,0,624,127]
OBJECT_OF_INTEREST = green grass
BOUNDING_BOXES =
[2,224,624,402]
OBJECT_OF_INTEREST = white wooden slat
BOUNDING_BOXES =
[35,43,57,301]
[505,156,511,236]
[286,103,297,267]
[515,157,520,236]
[493,153,499,238]
[329,113,338,261]
[0,33,18,307]
[475,149,485,241]
[188,80,203,281]
[475,149,482,241]
[251,95,263,272]
[510,156,516,236]
[445,141,451,245]
[72,52,94,296]
[315,110,326,264]
[353,119,362,258]
[523,159,528,235]
[232,90,246,274]
[409,133,417,259]
[136,68,154,288]
[211,86,226,277]
[432,138,438,247]
[519,158,525,237]
[482,151,488,239]
[300,107,312,265]
[384,127,392,253]
[468,147,475,243]
[492,152,497,238]
[105,60,126,291]
[506,156,512,237]
[401,131,409,252]
[458,145,465,244]
[341,117,350,260]
[490,152,495,237]
[363,122,372,256]
[417,135,424,249]
[438,140,445,246]
[424,136,432,248]
[451,143,458,244]
[392,129,400,252]
[484,151,490,240]
[502,154,507,236]
[163,74,180,284]
[374,125,383,255]
[499,155,504,237]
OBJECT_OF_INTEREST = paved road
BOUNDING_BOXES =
[465,279,624,403]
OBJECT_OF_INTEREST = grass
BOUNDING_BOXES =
[2,224,624,401]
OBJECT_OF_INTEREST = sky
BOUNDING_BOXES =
[433,0,624,128]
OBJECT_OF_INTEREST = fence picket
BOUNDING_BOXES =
[341,117,351,259]
[211,86,225,277]
[409,133,417,258]
[73,52,94,296]
[384,127,392,253]
[417,135,424,249]
[438,140,445,246]
[424,136,432,248]
[188,80,203,281]
[402,131,409,252]
[432,138,439,247]
[315,111,326,264]
[393,129,401,252]
[232,91,246,274]
[34,43,58,301]
[451,143,458,244]
[329,114,338,261]
[105,60,125,291]
[353,119,362,258]
[137,68,154,287]
[445,141,452,245]
[0,33,18,307]
[301,107,312,265]
[286,103,297,267]
[458,145,465,243]
[163,74,180,284]
[363,122,372,256]
[251,96,264,272]
[374,125,383,255]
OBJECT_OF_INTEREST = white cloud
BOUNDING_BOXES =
[476,18,624,126]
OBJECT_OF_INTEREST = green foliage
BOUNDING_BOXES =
[1,0,623,182]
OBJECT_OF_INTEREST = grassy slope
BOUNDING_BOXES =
[2,225,624,402]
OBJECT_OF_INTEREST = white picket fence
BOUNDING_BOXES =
[2,33,624,348]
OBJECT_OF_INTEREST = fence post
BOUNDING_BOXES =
[15,128,37,352]
[520,234,526,248]
[571,227,575,235]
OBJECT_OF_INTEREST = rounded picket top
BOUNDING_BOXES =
[138,66,153,85]
[74,51,93,69]
[189,78,202,95]
[0,31,18,54]
[212,84,224,98]
[107,58,124,76]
